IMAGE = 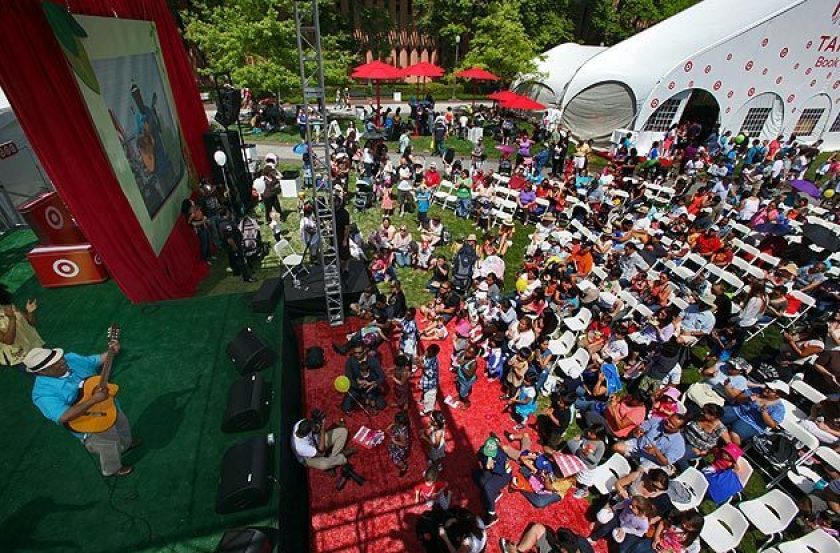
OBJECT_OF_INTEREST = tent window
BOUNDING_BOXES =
[643,99,681,132]
[830,112,840,133]
[793,108,825,136]
[740,108,772,135]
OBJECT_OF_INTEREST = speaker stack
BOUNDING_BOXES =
[216,327,277,515]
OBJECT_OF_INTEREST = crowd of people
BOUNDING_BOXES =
[286,101,840,553]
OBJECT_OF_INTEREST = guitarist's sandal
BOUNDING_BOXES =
[25,324,142,477]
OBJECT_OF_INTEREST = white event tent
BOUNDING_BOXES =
[525,0,840,151]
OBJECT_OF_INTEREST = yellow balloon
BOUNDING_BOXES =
[334,375,351,393]
[825,188,835,199]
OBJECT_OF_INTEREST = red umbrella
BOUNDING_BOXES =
[487,90,518,102]
[501,93,546,111]
[351,60,403,126]
[455,67,500,81]
[401,61,445,78]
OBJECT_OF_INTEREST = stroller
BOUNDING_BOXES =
[354,178,374,211]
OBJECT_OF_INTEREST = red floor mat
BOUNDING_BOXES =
[297,318,598,553]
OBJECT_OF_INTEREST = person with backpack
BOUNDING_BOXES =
[219,208,255,282]
[237,209,263,269]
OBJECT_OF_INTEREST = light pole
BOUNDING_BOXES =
[451,34,461,100]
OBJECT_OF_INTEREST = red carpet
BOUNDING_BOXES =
[297,318,599,553]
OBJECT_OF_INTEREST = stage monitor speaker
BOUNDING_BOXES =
[226,327,277,374]
[215,528,274,553]
[203,130,252,210]
[214,86,242,128]
[222,373,269,433]
[250,277,282,314]
[216,436,271,514]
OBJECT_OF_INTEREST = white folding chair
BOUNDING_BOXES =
[731,255,766,281]
[731,222,752,238]
[563,307,592,333]
[701,504,750,553]
[721,271,745,295]
[590,266,608,284]
[777,529,840,553]
[555,347,590,379]
[590,453,632,495]
[765,417,821,488]
[548,331,576,357]
[704,263,727,282]
[492,199,518,227]
[274,239,309,280]
[789,375,827,405]
[433,180,456,209]
[788,445,840,493]
[779,290,816,330]
[672,467,708,511]
[757,252,781,269]
[738,489,798,550]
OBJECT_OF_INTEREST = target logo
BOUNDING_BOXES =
[651,98,660,108]
[780,48,789,58]
[713,80,722,91]
[787,94,796,103]
[684,61,693,72]
[748,87,755,97]
[94,254,103,265]
[52,259,80,278]
[44,206,64,230]
[704,65,712,74]
[745,61,754,71]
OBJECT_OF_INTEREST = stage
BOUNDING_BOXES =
[285,259,370,318]
[0,229,305,553]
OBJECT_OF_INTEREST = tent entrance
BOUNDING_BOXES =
[679,89,719,140]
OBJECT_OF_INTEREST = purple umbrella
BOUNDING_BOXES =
[790,179,821,198]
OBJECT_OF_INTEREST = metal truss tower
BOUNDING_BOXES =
[294,0,344,325]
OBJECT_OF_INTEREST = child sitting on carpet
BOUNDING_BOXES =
[387,411,411,477]
[419,315,449,341]
[423,410,447,471]
[414,466,450,509]
[591,495,655,543]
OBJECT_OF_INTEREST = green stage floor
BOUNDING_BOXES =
[0,230,299,553]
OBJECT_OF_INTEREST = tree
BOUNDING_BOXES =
[518,0,575,53]
[458,0,540,84]
[181,0,355,97]
[589,0,702,45]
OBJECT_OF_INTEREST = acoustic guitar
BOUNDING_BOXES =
[66,324,121,434]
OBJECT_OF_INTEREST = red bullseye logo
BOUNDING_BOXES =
[651,99,660,108]
[787,94,796,103]
[684,61,693,72]
[745,61,754,71]
[44,206,64,230]
[704,65,712,74]
[713,80,722,91]
[780,48,789,58]
[748,87,755,97]
[52,259,80,278]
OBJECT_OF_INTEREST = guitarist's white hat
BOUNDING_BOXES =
[23,347,64,373]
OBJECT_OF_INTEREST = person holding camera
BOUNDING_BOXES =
[292,410,364,489]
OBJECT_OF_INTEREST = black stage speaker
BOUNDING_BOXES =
[222,373,269,433]
[203,130,252,210]
[250,277,283,313]
[216,436,271,514]
[215,86,242,127]
[215,528,274,553]
[226,327,277,374]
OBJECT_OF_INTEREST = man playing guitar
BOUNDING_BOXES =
[23,338,141,477]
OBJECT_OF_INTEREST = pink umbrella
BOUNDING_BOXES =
[351,60,403,126]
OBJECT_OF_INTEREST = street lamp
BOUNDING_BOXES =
[451,34,461,100]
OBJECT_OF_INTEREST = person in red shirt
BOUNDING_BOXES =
[686,187,710,216]
[694,226,722,258]
[508,169,527,191]
[423,163,442,188]
[710,245,734,266]
[414,465,449,508]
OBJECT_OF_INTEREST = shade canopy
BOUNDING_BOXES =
[400,61,444,78]
[487,90,518,102]
[351,60,403,80]
[456,67,500,81]
[500,93,546,111]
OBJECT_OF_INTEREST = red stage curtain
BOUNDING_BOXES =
[0,0,210,302]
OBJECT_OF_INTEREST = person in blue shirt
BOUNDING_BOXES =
[472,434,512,528]
[614,414,687,469]
[722,381,787,445]
[24,343,140,477]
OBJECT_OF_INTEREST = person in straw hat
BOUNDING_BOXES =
[24,340,141,477]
